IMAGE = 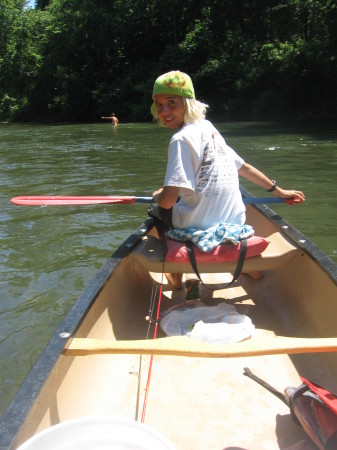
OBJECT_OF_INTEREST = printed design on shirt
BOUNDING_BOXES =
[196,140,214,192]
[195,132,235,195]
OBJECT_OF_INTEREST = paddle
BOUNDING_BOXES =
[63,333,337,358]
[10,195,152,206]
[11,195,294,206]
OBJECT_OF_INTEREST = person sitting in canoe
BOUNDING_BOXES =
[101,113,119,126]
[150,70,305,289]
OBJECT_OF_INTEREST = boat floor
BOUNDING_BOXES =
[138,274,316,449]
[13,261,337,450]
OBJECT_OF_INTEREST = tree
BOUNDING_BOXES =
[1,0,336,121]
[0,0,45,119]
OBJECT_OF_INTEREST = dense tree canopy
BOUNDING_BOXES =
[1,0,336,122]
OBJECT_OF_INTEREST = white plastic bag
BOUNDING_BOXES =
[160,303,254,344]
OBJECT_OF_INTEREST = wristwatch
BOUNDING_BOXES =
[267,180,277,192]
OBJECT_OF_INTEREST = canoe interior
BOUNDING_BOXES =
[5,203,337,450]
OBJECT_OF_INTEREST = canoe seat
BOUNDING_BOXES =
[131,231,299,274]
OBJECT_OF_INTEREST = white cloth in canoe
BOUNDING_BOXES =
[160,303,254,344]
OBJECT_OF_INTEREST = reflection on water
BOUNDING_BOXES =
[0,121,336,415]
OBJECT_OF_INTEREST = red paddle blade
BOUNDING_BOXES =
[10,196,142,206]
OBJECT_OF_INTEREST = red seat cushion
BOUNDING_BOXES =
[165,236,269,263]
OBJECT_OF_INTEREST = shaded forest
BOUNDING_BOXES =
[1,0,336,122]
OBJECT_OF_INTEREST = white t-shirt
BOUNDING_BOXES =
[163,119,246,229]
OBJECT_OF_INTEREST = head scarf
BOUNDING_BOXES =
[152,71,195,99]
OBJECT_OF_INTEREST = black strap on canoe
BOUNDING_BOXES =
[186,239,247,289]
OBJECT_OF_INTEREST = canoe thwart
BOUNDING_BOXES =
[63,333,337,358]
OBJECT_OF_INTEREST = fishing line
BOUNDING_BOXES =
[140,257,166,423]
[135,285,157,421]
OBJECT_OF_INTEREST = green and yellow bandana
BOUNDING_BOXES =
[152,71,195,99]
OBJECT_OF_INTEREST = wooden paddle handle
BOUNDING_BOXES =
[63,334,337,358]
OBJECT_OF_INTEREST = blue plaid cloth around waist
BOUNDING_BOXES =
[166,223,254,252]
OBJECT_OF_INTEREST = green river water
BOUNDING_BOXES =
[0,121,336,417]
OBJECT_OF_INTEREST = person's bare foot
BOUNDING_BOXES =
[165,273,183,289]
[243,271,264,280]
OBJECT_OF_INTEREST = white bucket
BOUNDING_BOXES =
[17,416,176,450]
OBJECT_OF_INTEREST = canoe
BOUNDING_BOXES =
[1,187,337,449]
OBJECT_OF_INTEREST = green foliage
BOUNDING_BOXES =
[0,0,336,122]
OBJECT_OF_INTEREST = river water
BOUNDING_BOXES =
[0,121,336,417]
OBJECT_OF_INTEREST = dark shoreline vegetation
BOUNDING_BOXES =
[1,1,336,124]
